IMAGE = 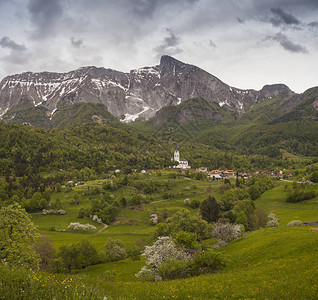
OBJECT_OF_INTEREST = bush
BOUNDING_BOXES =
[287,220,303,227]
[192,250,226,275]
[266,214,280,227]
[286,185,316,203]
[158,250,225,280]
[136,237,190,281]
[158,257,193,280]
[184,198,191,205]
[189,199,201,209]
[104,239,127,262]
[174,231,199,249]
[68,222,96,231]
[212,222,242,243]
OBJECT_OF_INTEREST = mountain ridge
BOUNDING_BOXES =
[0,55,296,124]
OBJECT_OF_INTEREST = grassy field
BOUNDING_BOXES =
[25,171,318,299]
[31,171,218,249]
[255,183,318,225]
[72,226,318,299]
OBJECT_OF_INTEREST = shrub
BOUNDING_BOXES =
[154,209,213,241]
[190,199,201,209]
[158,257,193,280]
[174,231,199,249]
[136,237,190,281]
[250,208,268,231]
[287,220,303,227]
[266,214,280,227]
[286,185,316,203]
[158,250,225,280]
[104,239,127,262]
[184,198,191,205]
[42,209,66,215]
[212,222,242,243]
[192,250,225,275]
[68,222,96,231]
[150,213,158,225]
[90,215,103,224]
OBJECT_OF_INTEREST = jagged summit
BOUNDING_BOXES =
[0,55,295,123]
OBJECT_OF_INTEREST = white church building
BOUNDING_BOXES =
[172,145,191,169]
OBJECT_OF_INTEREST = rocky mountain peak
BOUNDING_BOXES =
[160,55,185,68]
[0,55,295,124]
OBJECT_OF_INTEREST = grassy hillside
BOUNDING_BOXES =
[1,171,318,299]
[81,227,318,299]
[255,183,318,225]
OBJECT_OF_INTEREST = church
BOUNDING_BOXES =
[172,145,191,169]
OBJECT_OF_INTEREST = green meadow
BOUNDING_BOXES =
[3,171,316,299]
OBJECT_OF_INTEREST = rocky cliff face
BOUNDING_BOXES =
[0,55,295,123]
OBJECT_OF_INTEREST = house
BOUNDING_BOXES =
[212,174,223,181]
[196,167,208,172]
[172,145,191,169]
[224,170,236,178]
[207,172,214,179]
[274,169,283,175]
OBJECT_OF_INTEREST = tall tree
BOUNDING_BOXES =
[0,204,40,269]
[200,196,219,223]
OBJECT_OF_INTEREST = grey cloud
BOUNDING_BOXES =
[0,36,26,51]
[70,37,83,48]
[266,32,308,53]
[308,21,318,27]
[270,7,300,27]
[130,0,198,17]
[28,0,63,39]
[153,28,183,58]
[237,17,245,24]
[209,40,217,48]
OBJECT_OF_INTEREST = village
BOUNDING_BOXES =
[172,145,292,181]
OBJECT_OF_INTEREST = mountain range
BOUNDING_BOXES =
[0,55,305,127]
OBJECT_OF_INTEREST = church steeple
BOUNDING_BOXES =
[174,144,180,162]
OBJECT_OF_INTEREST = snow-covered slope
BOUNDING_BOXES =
[0,56,294,122]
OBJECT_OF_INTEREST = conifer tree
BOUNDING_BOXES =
[200,196,219,223]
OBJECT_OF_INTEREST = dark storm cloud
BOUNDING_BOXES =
[270,7,300,27]
[28,0,63,39]
[153,28,183,58]
[70,37,83,49]
[266,32,308,53]
[0,36,26,51]
[130,0,198,17]
[308,21,318,27]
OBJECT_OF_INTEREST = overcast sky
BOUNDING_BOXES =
[0,0,317,93]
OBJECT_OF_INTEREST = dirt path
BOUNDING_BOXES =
[310,227,318,231]
[94,223,108,235]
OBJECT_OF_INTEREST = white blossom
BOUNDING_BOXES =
[68,222,96,231]
[266,214,280,227]
[287,220,303,227]
[136,236,190,280]
[150,214,158,225]
[212,222,242,242]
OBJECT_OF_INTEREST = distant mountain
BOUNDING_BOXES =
[1,102,117,129]
[0,55,295,126]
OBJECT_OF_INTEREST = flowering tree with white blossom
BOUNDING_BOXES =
[136,236,190,281]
